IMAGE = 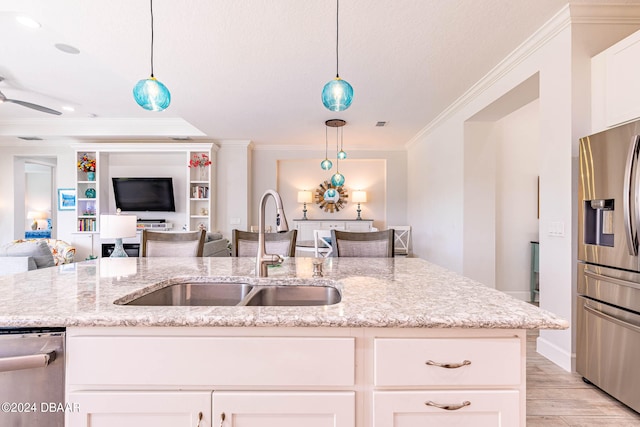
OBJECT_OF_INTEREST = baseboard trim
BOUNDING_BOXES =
[536,334,574,372]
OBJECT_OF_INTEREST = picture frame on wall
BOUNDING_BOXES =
[58,188,76,211]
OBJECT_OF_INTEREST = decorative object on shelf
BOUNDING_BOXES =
[100,210,138,258]
[352,190,367,220]
[297,190,313,220]
[57,188,76,211]
[27,210,47,230]
[84,187,96,198]
[77,153,96,181]
[188,153,212,181]
[133,0,171,111]
[314,180,348,213]
[321,0,353,111]
[320,124,333,171]
[326,119,347,187]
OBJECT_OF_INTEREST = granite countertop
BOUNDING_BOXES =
[0,257,568,329]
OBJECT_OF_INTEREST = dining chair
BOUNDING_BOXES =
[330,229,395,257]
[313,229,333,258]
[232,230,298,257]
[387,225,411,256]
[141,230,206,257]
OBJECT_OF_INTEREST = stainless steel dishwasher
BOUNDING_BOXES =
[0,327,65,427]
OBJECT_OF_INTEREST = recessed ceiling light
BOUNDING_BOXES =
[54,43,80,54]
[62,106,75,112]
[16,16,41,29]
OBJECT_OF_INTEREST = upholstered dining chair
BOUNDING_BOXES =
[330,229,395,258]
[231,230,298,257]
[141,230,206,257]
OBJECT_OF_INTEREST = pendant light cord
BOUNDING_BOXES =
[335,126,340,171]
[325,125,329,158]
[340,127,344,151]
[150,0,155,78]
[335,0,340,78]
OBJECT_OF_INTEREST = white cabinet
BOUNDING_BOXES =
[213,391,354,427]
[67,391,211,427]
[372,336,523,426]
[592,28,640,129]
[65,327,526,427]
[293,220,374,241]
[187,150,213,232]
[373,390,519,427]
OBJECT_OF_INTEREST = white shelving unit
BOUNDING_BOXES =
[71,143,216,259]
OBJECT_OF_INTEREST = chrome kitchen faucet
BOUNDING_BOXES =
[256,189,289,277]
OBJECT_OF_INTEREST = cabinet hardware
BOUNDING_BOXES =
[195,411,203,427]
[425,359,471,369]
[219,411,226,427]
[425,400,471,410]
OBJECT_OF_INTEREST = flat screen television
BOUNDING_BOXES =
[112,177,176,212]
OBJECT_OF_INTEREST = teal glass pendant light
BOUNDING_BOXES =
[337,126,347,159]
[327,119,346,187]
[133,0,171,111]
[321,124,333,171]
[322,0,353,111]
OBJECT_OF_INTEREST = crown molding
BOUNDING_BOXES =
[405,3,640,150]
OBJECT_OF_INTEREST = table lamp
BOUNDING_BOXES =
[298,190,313,220]
[27,211,47,230]
[100,212,137,257]
[352,191,367,220]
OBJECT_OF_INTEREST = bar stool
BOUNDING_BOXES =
[530,241,539,303]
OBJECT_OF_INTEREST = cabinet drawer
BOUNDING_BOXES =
[321,222,346,230]
[374,338,521,386]
[68,336,354,387]
[373,390,520,427]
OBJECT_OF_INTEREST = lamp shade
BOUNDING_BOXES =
[298,191,313,204]
[352,191,367,203]
[100,214,137,239]
[27,211,47,220]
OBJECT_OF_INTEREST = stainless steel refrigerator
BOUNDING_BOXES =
[577,120,640,413]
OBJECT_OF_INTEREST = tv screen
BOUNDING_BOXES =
[112,177,176,212]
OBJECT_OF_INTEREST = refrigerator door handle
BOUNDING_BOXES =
[583,302,640,334]
[623,135,640,256]
[584,267,640,291]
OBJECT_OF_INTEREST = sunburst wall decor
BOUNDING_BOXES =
[314,180,348,213]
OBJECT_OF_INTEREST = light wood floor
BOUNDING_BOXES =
[527,331,640,426]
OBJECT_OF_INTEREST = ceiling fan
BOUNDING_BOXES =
[0,77,61,115]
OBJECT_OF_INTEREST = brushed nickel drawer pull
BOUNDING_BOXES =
[426,359,471,369]
[219,411,225,427]
[196,411,203,427]
[425,400,471,411]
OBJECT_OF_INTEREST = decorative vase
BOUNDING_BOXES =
[199,166,207,181]
[87,171,96,181]
[85,188,96,198]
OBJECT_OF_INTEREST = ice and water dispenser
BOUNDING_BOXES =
[583,199,615,247]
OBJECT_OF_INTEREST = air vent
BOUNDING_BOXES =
[18,136,43,141]
[171,137,191,141]
[375,121,387,127]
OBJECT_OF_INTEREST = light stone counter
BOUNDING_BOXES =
[0,257,568,329]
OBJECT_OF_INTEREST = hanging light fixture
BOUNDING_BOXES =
[320,123,333,171]
[337,125,347,159]
[133,0,171,111]
[326,119,346,187]
[321,0,353,112]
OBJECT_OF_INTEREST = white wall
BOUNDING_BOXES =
[252,147,407,234]
[406,6,640,371]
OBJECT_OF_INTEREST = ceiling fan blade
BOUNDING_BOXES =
[5,98,62,115]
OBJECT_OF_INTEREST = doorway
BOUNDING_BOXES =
[14,156,57,240]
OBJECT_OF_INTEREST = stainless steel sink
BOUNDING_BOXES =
[117,282,341,307]
[121,282,254,306]
[241,285,342,306]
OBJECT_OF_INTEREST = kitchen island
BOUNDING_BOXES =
[0,257,567,427]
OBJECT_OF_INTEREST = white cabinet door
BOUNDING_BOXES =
[345,221,372,232]
[603,29,640,126]
[213,391,354,427]
[373,390,519,427]
[67,391,211,427]
[295,221,318,241]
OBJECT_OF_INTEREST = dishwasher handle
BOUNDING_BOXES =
[0,351,56,373]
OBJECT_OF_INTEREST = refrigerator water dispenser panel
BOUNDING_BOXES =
[583,199,615,247]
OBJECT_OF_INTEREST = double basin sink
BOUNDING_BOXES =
[116,280,341,307]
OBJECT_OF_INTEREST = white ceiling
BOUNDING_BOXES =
[0,0,632,149]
